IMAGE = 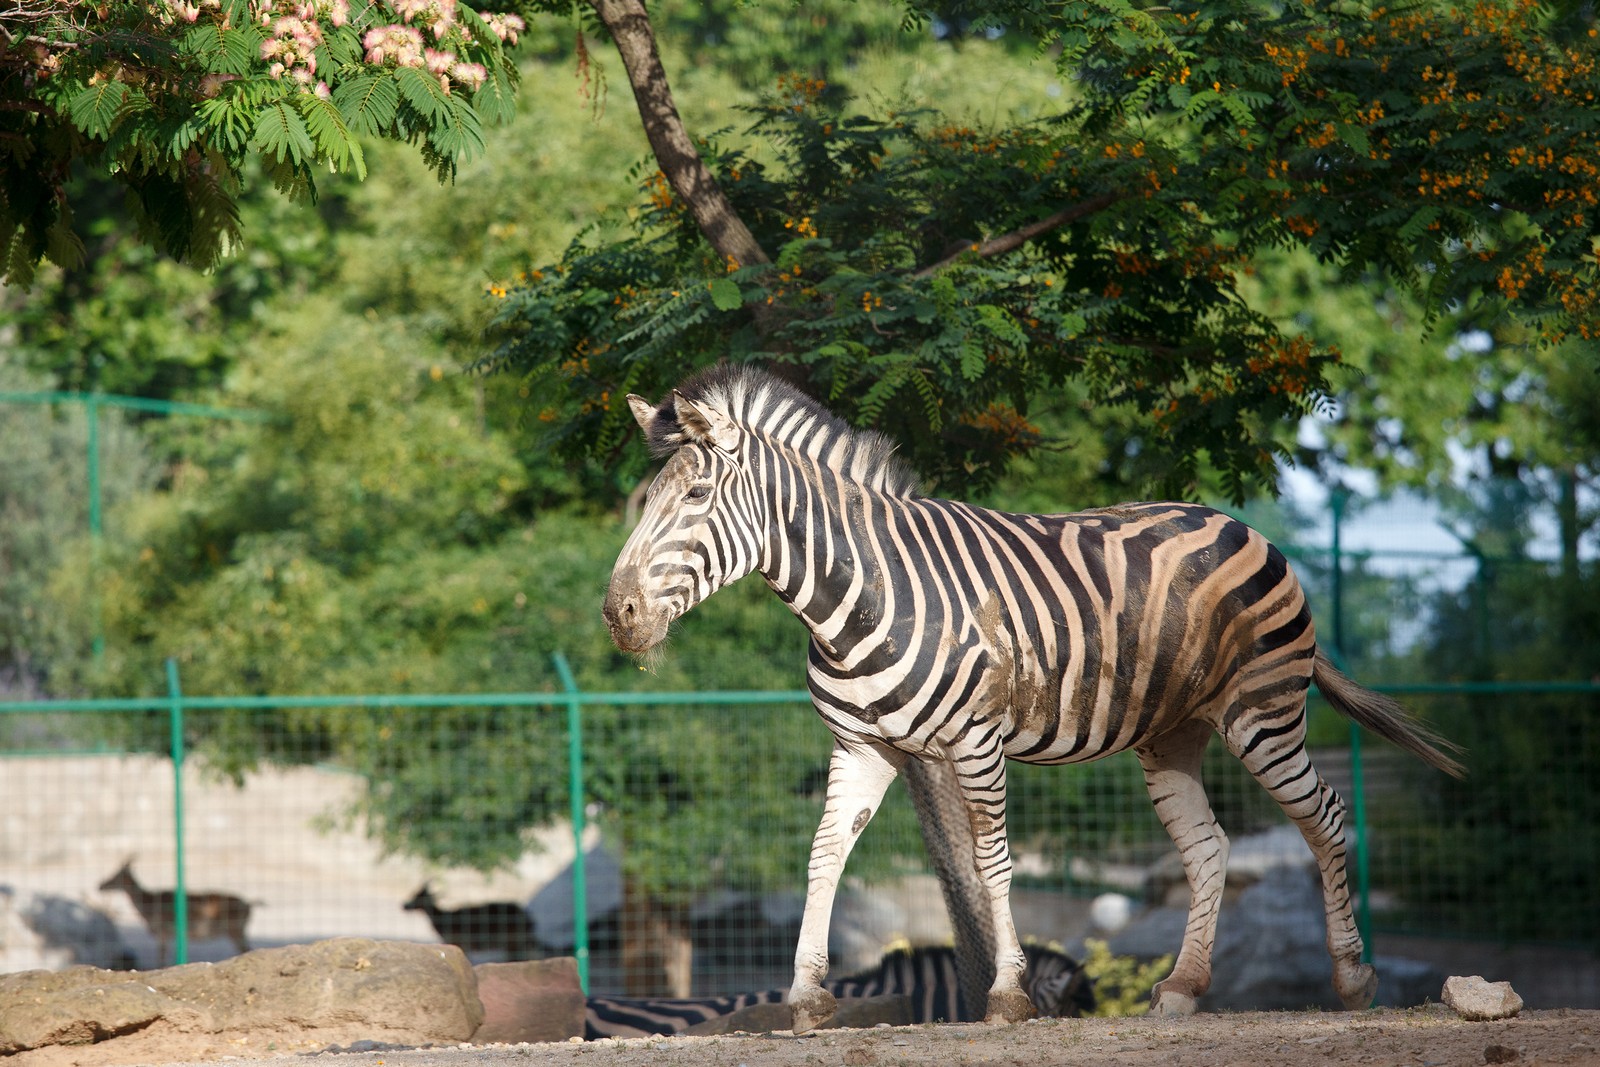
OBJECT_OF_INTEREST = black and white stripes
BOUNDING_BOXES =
[583,942,1091,1038]
[603,365,1464,1032]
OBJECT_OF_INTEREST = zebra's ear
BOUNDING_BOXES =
[672,390,742,452]
[626,394,656,434]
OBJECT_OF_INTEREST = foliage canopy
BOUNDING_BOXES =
[484,0,1599,500]
[1,0,525,286]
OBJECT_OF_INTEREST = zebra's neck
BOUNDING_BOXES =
[756,449,896,660]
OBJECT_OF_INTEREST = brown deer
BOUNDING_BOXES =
[403,883,541,960]
[97,857,251,967]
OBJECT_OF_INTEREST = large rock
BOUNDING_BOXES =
[0,938,482,1063]
[1109,864,1443,1011]
[471,957,585,1044]
[1145,825,1317,906]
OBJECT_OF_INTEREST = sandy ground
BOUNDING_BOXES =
[13,1007,1599,1067]
[359,1009,1600,1067]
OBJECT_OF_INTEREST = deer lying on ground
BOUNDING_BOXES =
[403,882,541,960]
[97,857,251,967]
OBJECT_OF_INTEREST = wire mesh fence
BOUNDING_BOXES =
[3,663,1597,1006]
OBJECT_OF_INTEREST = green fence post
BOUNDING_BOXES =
[165,658,189,965]
[552,652,590,994]
[87,393,105,663]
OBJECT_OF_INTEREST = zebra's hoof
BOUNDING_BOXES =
[983,987,1037,1024]
[1337,962,1379,1011]
[1149,985,1198,1016]
[789,986,837,1035]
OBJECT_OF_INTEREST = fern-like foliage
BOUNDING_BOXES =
[298,94,367,179]
[333,74,401,138]
[250,101,316,169]
[485,0,1600,500]
[3,0,527,284]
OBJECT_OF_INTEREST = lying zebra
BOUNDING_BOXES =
[584,942,1092,1039]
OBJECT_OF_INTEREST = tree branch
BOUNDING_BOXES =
[912,192,1126,278]
[589,0,769,269]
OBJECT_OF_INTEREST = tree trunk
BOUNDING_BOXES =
[588,0,769,269]
[620,875,694,996]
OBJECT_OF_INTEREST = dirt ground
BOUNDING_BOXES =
[11,1008,1599,1067]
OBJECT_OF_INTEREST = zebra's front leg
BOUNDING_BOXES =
[946,742,1035,1025]
[789,739,904,1034]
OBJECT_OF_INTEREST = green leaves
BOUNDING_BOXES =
[67,82,130,140]
[180,23,261,76]
[707,277,743,311]
[4,0,526,285]
[332,74,400,137]
[298,94,367,180]
[396,66,453,123]
[395,68,488,172]
[250,102,315,168]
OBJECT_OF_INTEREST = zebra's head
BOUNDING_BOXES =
[603,383,766,654]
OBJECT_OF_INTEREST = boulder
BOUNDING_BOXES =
[1109,864,1443,1011]
[527,847,623,950]
[471,957,585,1044]
[0,938,482,1062]
[1145,825,1316,905]
[1442,975,1524,1021]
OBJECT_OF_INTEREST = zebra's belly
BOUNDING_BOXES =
[998,660,1211,766]
[808,626,1214,764]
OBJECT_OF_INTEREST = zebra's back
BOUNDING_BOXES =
[805,497,1314,767]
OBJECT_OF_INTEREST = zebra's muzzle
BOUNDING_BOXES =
[602,572,668,653]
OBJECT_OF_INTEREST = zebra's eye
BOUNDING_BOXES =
[684,483,712,504]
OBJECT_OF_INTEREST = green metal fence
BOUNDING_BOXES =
[3,656,1596,1005]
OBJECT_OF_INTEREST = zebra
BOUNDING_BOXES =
[818,941,1092,1024]
[601,365,1465,1033]
[583,942,1091,1038]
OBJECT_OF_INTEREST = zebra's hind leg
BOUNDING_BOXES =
[1223,700,1377,1011]
[942,738,1035,1025]
[1134,721,1229,1016]
[789,739,903,1034]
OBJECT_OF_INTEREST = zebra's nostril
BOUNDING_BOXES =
[603,585,644,637]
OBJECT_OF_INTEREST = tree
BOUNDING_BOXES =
[484,0,1599,499]
[1,0,527,286]
[0,366,156,692]
[14,1,1591,499]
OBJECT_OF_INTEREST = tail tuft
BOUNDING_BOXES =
[1313,650,1467,779]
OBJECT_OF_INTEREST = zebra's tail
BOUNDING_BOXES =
[1312,649,1467,779]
